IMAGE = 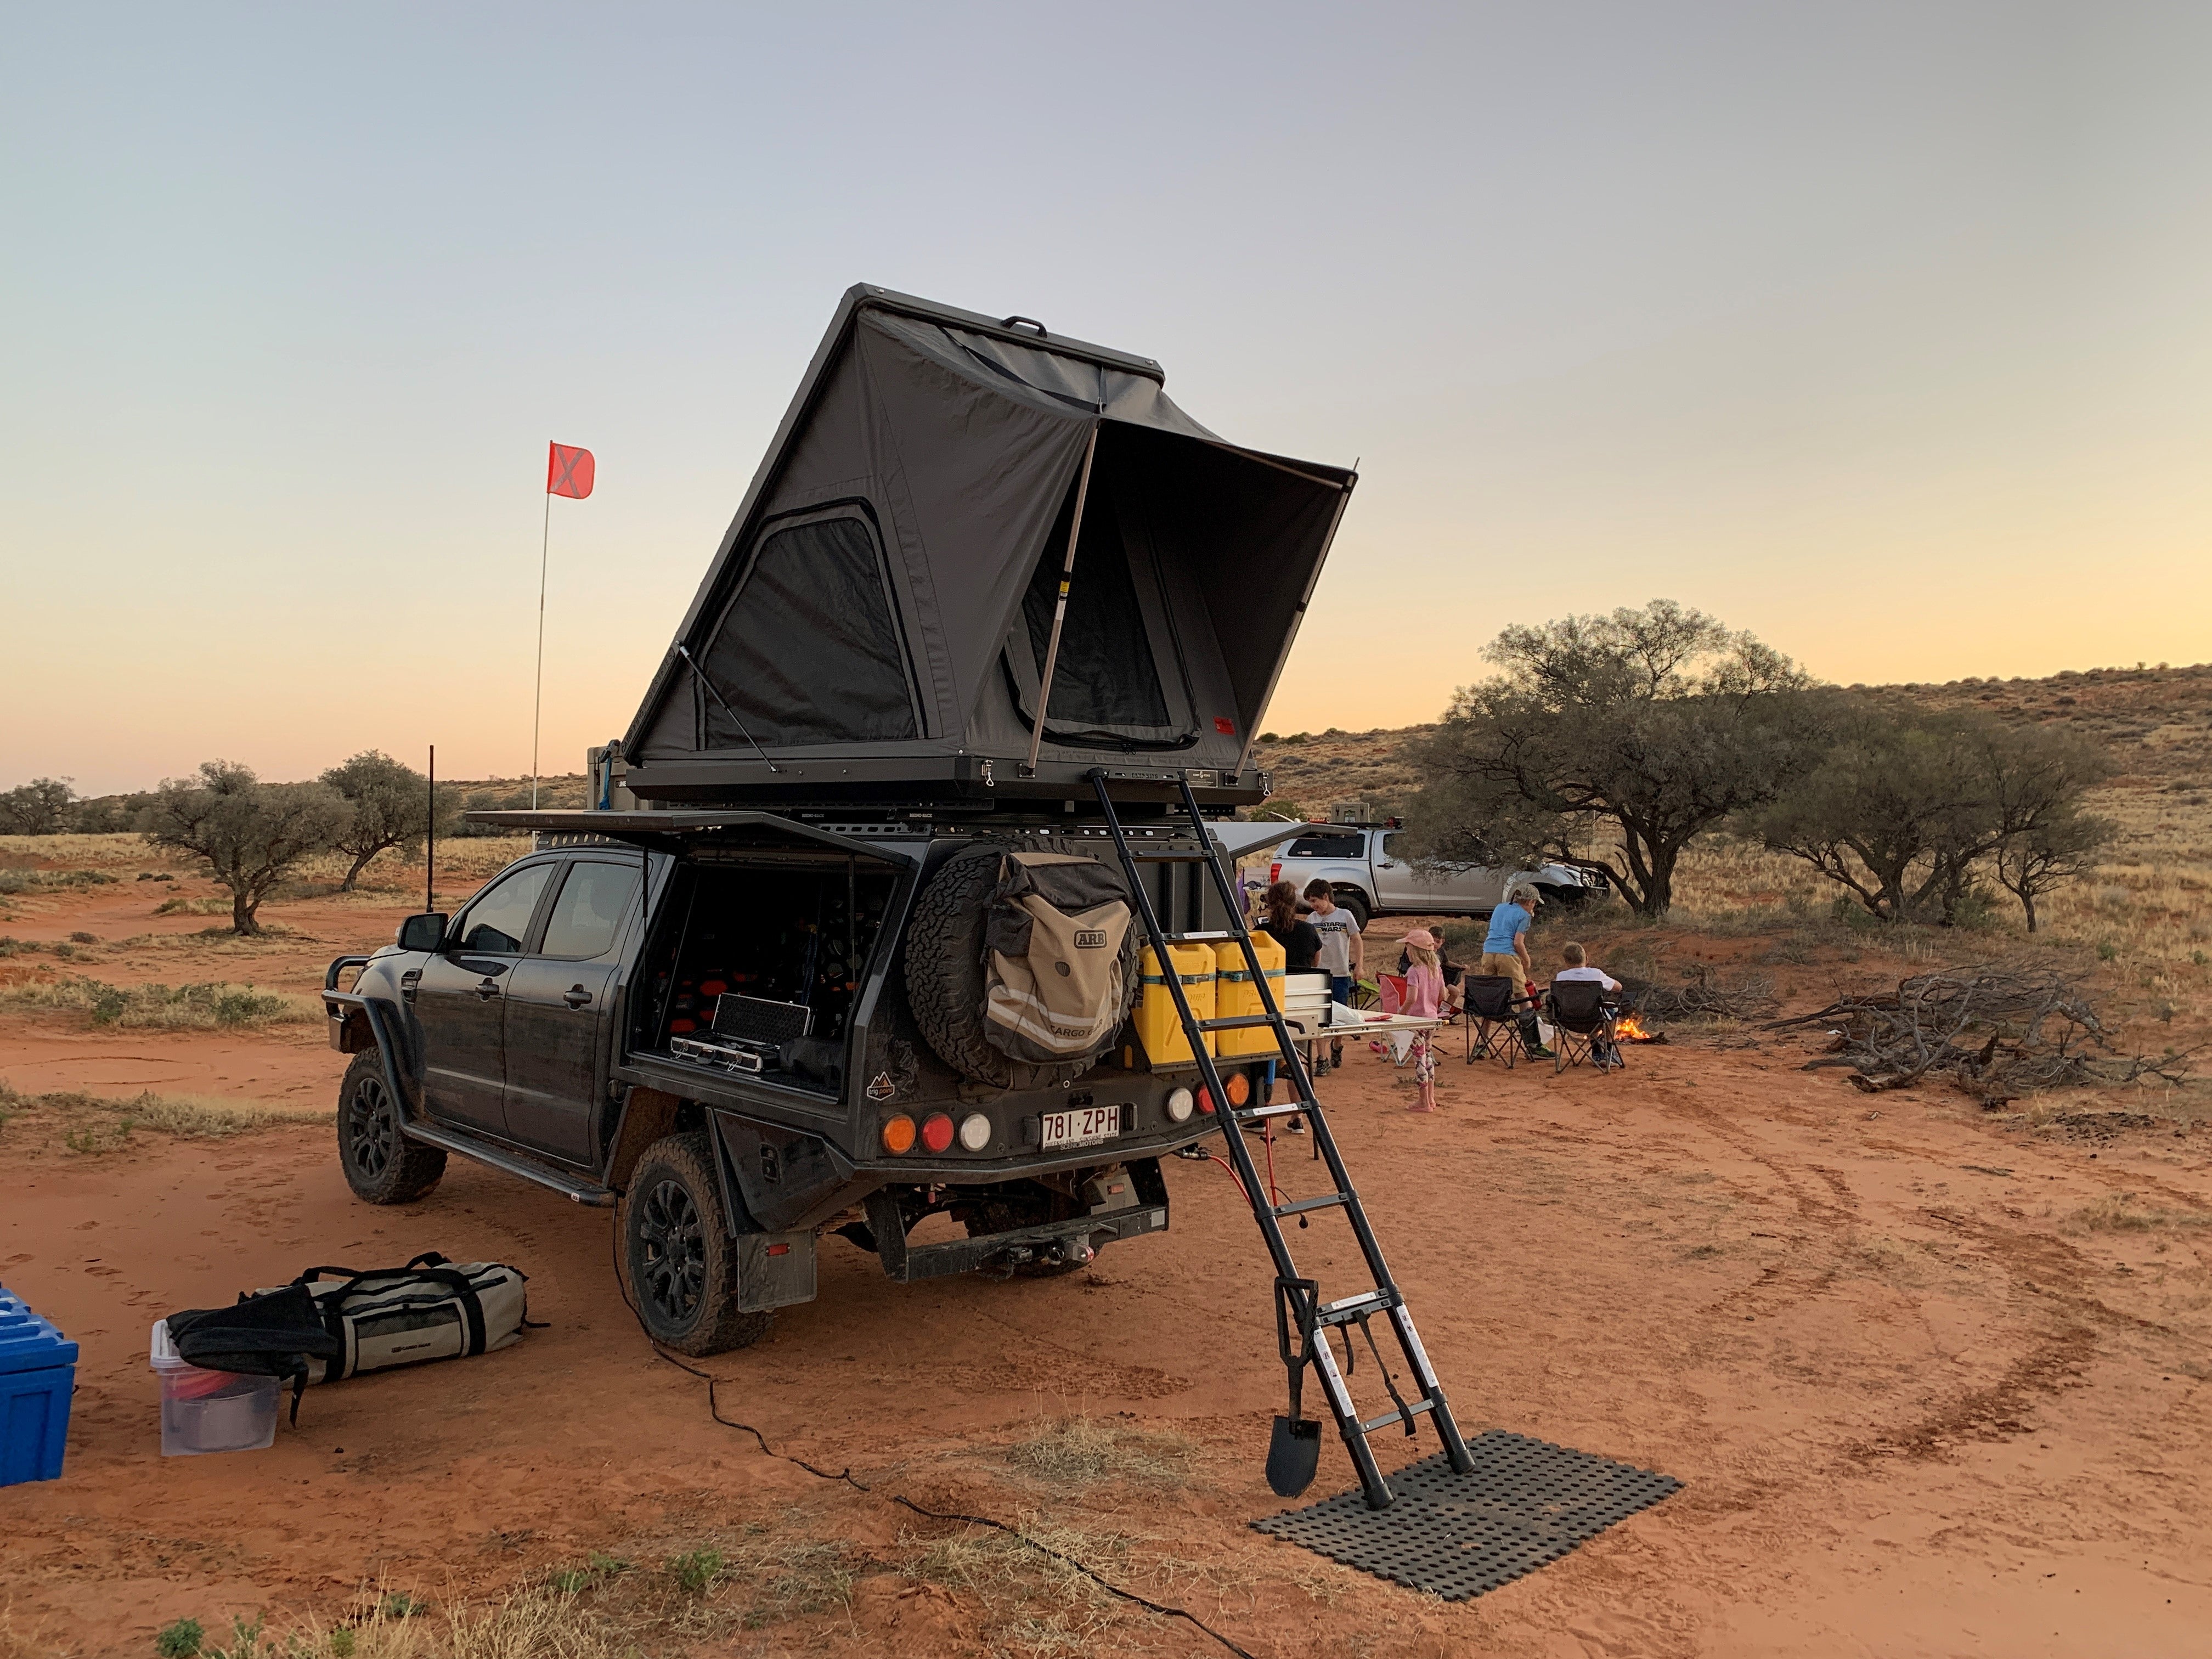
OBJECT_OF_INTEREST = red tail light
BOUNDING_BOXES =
[1269,861,1281,883]
[920,1111,955,1153]
[1197,1086,1215,1114]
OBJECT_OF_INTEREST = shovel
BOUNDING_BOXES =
[1266,1413,1322,1497]
[1266,1332,1323,1498]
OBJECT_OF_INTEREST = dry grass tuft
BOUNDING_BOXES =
[0,1084,330,1154]
[2069,1193,2210,1233]
[0,975,320,1029]
[1006,1413,1197,1489]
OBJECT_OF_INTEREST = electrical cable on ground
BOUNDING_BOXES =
[609,1210,1262,1659]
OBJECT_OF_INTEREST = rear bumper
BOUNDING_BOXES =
[871,1199,1169,1284]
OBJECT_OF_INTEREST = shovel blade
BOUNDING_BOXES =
[1266,1415,1323,1497]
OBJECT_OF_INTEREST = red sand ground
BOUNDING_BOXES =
[3,879,2209,1657]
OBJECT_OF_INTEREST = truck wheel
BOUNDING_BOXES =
[620,1131,771,1356]
[337,1050,447,1205]
[905,844,1137,1089]
[1334,890,1372,932]
[1535,883,1596,913]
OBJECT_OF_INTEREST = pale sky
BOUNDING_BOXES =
[6,3,2208,794]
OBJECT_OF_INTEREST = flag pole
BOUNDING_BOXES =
[531,486,550,809]
[426,744,436,913]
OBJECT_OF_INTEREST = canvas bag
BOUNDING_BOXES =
[981,852,1134,1064]
[287,1253,534,1384]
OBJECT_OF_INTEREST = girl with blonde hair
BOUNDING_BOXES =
[1399,929,1446,1113]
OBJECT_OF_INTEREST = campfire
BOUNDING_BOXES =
[1612,1011,1664,1044]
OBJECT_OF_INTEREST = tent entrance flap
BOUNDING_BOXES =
[1001,430,1196,752]
[696,507,920,749]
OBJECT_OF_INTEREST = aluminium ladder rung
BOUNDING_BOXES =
[1315,1289,1396,1325]
[1165,929,1239,943]
[1232,1102,1303,1121]
[1128,848,1213,862]
[1195,1012,1279,1032]
[1357,1396,1438,1436]
[1269,1193,1350,1218]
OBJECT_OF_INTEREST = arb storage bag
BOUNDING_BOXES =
[981,852,1135,1065]
[292,1252,533,1383]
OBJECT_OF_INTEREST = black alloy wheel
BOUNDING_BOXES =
[336,1049,447,1205]
[618,1131,771,1355]
[635,1177,707,1327]
[348,1073,397,1181]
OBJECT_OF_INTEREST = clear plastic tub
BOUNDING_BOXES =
[149,1320,279,1456]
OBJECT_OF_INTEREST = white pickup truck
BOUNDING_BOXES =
[1265,823,1605,931]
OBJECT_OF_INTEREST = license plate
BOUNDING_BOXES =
[1040,1104,1122,1150]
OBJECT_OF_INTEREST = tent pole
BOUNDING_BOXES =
[1022,425,1099,778]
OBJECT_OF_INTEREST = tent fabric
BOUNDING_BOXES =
[623,286,1354,796]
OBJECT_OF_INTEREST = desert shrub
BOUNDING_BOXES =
[142,761,351,935]
[0,975,318,1029]
[0,778,77,834]
[1402,601,1825,917]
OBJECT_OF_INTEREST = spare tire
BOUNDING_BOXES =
[906,844,1138,1088]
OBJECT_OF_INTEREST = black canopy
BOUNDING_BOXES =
[622,286,1355,806]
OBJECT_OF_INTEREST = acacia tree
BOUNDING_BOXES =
[0,778,77,834]
[142,761,351,935]
[1756,705,2112,926]
[320,750,450,891]
[1401,601,1825,917]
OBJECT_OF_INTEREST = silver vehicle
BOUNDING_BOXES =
[1267,822,1604,931]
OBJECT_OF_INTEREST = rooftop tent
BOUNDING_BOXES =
[621,286,1356,808]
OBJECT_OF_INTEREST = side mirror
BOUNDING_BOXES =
[396,912,449,952]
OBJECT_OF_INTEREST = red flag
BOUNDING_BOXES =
[547,442,595,499]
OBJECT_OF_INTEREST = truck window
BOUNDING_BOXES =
[538,860,641,961]
[1286,832,1364,859]
[454,864,555,954]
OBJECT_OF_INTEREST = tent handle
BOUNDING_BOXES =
[1001,315,1048,336]
[1020,425,1099,777]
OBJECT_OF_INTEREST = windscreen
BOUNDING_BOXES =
[699,513,917,747]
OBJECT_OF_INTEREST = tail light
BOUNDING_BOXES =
[1196,1086,1215,1114]
[957,1111,992,1152]
[920,1112,955,1154]
[1165,1086,1195,1123]
[1269,861,1282,883]
[1225,1071,1251,1107]
[881,1115,916,1155]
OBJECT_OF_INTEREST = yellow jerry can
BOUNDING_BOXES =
[1135,943,1217,1065]
[1212,932,1285,1058]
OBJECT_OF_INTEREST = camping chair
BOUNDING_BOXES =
[1547,979,1623,1074]
[1462,974,1539,1069]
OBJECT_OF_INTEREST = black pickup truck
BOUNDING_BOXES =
[325,285,1355,1355]
[324,812,1265,1353]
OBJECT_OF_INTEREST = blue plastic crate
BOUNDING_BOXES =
[0,1284,78,1485]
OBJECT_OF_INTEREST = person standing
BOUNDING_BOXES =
[1480,883,1553,1059]
[1399,928,1446,1112]
[1304,880,1363,1070]
[1257,881,1319,1133]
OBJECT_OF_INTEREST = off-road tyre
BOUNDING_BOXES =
[905,844,1138,1089]
[1534,882,1598,913]
[620,1131,771,1356]
[1333,889,1372,932]
[337,1049,447,1205]
[960,1193,1093,1279]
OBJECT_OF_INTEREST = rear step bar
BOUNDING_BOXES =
[401,1120,618,1207]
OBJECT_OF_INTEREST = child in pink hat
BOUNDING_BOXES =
[1401,930,1444,1113]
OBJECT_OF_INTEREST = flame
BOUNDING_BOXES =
[1614,1012,1654,1041]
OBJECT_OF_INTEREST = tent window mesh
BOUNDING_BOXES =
[1021,493,1171,730]
[701,516,917,747]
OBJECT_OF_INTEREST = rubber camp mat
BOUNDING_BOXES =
[1250,1430,1681,1600]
